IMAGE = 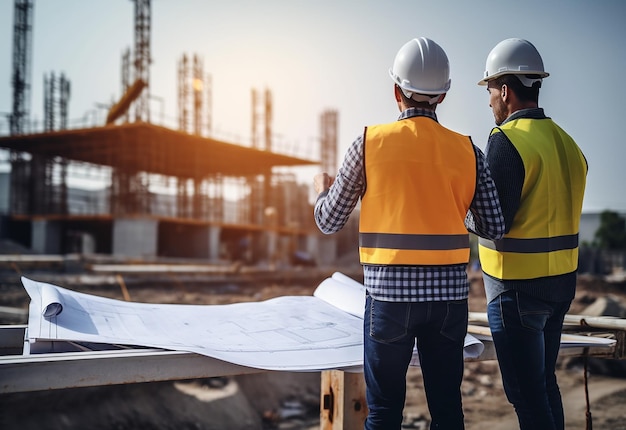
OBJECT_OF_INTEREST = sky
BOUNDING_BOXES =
[0,0,624,212]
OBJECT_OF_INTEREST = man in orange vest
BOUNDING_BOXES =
[477,38,587,430]
[313,37,505,430]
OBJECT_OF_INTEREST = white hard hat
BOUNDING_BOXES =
[478,38,549,87]
[389,37,451,104]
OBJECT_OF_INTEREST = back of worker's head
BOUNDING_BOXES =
[478,38,549,103]
[389,37,450,106]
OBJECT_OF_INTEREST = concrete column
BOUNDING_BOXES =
[306,235,319,262]
[112,218,158,258]
[308,234,338,267]
[266,231,278,266]
[31,219,62,254]
[319,235,338,267]
[207,225,221,262]
[0,172,9,215]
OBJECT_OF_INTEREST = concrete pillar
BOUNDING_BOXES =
[31,220,62,254]
[207,225,221,262]
[112,218,158,258]
[308,234,338,267]
[319,236,338,267]
[266,231,278,266]
[0,172,9,215]
[306,235,319,262]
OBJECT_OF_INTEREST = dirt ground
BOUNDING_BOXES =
[1,269,626,429]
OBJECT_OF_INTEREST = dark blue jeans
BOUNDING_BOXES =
[487,289,571,430]
[363,295,467,430]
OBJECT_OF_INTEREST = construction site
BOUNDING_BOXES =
[2,2,626,430]
[0,2,360,427]
[0,0,357,268]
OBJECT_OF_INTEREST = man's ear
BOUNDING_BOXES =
[501,84,508,101]
[436,93,446,104]
[393,85,402,102]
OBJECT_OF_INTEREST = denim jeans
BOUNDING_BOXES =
[363,295,468,430]
[487,289,571,430]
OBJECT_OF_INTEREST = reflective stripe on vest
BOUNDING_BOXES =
[478,118,587,280]
[478,234,578,253]
[362,233,470,251]
[359,116,476,266]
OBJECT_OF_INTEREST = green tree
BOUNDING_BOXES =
[594,210,626,250]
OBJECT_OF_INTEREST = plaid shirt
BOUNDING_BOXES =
[314,108,504,302]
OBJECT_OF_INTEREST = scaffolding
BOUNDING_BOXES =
[44,72,71,132]
[206,74,213,136]
[193,54,203,136]
[10,0,33,136]
[132,0,151,123]
[178,54,189,133]
[1,0,320,261]
[121,48,131,123]
[251,88,272,151]
[43,72,71,215]
[178,53,210,137]
[8,0,34,220]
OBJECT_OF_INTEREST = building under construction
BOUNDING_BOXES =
[0,0,349,266]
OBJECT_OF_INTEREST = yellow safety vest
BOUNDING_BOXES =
[478,118,587,279]
[359,116,476,266]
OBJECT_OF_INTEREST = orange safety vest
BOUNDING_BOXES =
[359,116,476,266]
[478,118,587,279]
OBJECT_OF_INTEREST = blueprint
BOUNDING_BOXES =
[23,272,486,371]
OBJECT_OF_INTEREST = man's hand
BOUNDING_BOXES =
[314,173,334,194]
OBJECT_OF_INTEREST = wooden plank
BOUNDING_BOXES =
[471,311,626,331]
[320,370,368,430]
[563,314,626,330]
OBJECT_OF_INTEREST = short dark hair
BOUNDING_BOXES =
[492,74,541,104]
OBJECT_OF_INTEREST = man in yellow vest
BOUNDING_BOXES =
[313,37,505,430]
[477,38,588,430]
